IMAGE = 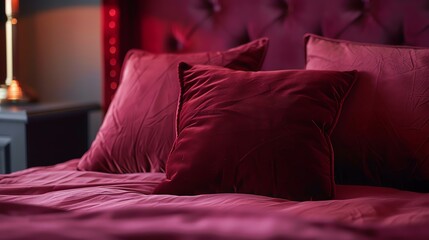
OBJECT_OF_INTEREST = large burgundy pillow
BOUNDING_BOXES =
[77,38,268,173]
[305,34,429,192]
[154,63,357,201]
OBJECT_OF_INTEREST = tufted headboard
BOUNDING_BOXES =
[101,0,429,111]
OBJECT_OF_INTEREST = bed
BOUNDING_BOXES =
[1,0,429,239]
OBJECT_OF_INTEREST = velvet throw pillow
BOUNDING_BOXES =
[77,38,268,173]
[305,34,429,192]
[154,63,357,201]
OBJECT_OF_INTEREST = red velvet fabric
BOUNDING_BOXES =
[78,39,268,173]
[104,0,429,109]
[305,34,429,191]
[154,64,357,200]
[138,0,325,70]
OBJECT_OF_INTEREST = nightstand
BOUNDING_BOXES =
[0,102,100,173]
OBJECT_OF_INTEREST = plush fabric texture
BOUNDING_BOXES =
[154,64,357,201]
[305,34,429,191]
[78,38,268,173]
[104,0,429,109]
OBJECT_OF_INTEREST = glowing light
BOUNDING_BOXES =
[109,46,117,54]
[5,0,19,16]
[7,80,23,100]
[110,82,118,90]
[5,0,19,86]
[103,3,121,111]
[109,8,116,17]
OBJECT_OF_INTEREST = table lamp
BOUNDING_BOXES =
[0,0,35,103]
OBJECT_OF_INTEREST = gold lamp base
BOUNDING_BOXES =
[0,80,36,104]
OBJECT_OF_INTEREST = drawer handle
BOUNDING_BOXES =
[0,137,11,174]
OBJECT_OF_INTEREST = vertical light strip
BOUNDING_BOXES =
[103,0,120,112]
[5,0,14,85]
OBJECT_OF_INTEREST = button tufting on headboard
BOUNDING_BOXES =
[248,0,324,70]
[103,0,429,111]
[166,34,183,52]
[361,0,371,11]
[208,0,221,13]
[272,0,289,19]
[196,0,221,13]
[322,0,404,44]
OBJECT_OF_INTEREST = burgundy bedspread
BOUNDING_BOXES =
[1,160,429,239]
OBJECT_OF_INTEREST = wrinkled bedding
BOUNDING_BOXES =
[1,159,429,239]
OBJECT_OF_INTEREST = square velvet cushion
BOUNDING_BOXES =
[77,38,268,173]
[305,34,429,191]
[154,63,357,201]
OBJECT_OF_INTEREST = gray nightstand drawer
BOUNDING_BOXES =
[0,102,100,173]
[0,137,11,173]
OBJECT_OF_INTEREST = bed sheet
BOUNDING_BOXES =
[1,159,429,239]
